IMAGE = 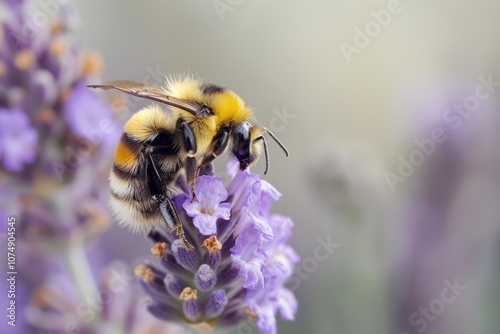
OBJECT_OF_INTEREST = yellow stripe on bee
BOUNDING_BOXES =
[125,105,177,141]
[109,196,157,234]
[190,117,217,154]
[166,76,252,127]
[250,126,265,159]
[165,76,203,101]
[211,90,252,126]
[114,141,138,169]
[109,171,132,198]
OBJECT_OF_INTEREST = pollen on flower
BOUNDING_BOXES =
[110,95,127,113]
[14,50,35,70]
[83,200,110,232]
[32,285,53,308]
[91,211,110,232]
[49,39,66,57]
[58,87,71,103]
[37,108,56,125]
[179,287,198,301]
[151,242,168,258]
[50,20,65,35]
[20,195,34,210]
[244,307,259,321]
[200,207,214,215]
[82,52,104,76]
[202,236,222,254]
[134,264,154,283]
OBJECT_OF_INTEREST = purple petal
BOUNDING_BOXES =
[194,175,228,205]
[276,288,298,321]
[230,225,264,258]
[192,214,217,236]
[231,226,266,289]
[217,203,231,219]
[267,214,293,243]
[232,256,264,289]
[259,180,282,215]
[254,304,278,334]
[246,210,274,239]
[227,171,260,212]
[225,158,240,177]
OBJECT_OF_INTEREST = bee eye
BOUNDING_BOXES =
[232,122,252,170]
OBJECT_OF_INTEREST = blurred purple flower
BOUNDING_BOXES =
[394,81,500,334]
[136,164,299,334]
[0,0,119,247]
[0,107,38,172]
[64,84,108,136]
[64,83,120,149]
[25,261,183,334]
[0,2,123,332]
[1,0,113,176]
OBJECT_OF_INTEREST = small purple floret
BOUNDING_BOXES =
[183,175,231,235]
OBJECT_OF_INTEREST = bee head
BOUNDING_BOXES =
[231,121,289,174]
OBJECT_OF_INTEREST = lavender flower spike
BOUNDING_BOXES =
[136,163,299,333]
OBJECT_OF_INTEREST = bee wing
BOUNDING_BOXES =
[88,80,200,115]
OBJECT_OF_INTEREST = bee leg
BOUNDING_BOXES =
[181,122,199,198]
[213,131,229,156]
[147,150,195,251]
[181,122,197,156]
[199,130,230,167]
[158,196,179,230]
[185,156,198,200]
[159,196,195,251]
[187,131,231,200]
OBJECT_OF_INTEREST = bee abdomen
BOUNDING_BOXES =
[113,133,144,172]
[109,193,161,233]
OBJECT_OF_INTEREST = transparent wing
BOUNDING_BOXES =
[88,80,201,115]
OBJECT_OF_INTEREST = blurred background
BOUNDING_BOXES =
[2,0,500,333]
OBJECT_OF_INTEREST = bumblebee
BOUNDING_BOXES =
[88,77,288,250]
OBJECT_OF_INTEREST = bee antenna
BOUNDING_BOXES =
[255,136,270,175]
[264,128,289,157]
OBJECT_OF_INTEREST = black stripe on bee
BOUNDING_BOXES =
[201,83,224,95]
[121,133,143,155]
[110,192,158,217]
[112,164,138,181]
[110,188,139,201]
